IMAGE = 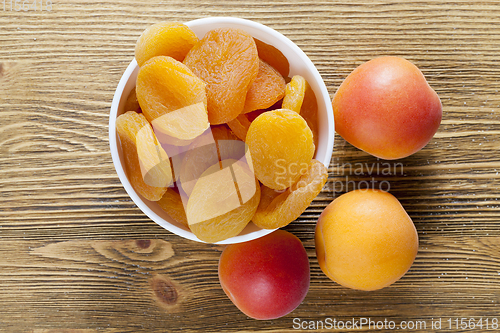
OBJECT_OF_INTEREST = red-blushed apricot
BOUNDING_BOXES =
[218,229,310,320]
[315,189,419,291]
[135,22,199,67]
[332,56,442,160]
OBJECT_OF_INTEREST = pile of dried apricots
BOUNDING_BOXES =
[116,22,328,243]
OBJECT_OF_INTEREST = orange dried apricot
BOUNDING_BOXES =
[253,159,328,229]
[179,125,246,196]
[124,87,141,113]
[136,56,209,142]
[228,99,284,141]
[254,38,290,78]
[183,28,259,124]
[245,109,268,122]
[226,114,252,141]
[157,187,189,228]
[116,111,172,201]
[135,22,199,67]
[246,109,315,191]
[300,81,319,152]
[282,75,307,114]
[186,159,260,243]
[242,59,286,114]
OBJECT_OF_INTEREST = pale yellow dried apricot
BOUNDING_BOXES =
[253,159,328,229]
[282,75,307,114]
[186,159,260,243]
[135,22,199,67]
[242,59,286,114]
[246,109,315,191]
[116,111,172,201]
[183,28,259,124]
[136,56,209,142]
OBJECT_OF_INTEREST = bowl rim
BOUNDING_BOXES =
[109,16,334,244]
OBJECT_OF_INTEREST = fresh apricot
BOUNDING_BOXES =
[333,56,442,160]
[315,189,419,291]
[219,229,309,320]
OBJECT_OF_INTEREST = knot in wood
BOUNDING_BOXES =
[152,278,178,305]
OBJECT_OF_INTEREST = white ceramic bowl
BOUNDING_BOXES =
[109,17,334,244]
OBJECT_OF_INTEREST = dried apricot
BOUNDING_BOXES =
[226,114,252,141]
[242,59,286,114]
[116,111,172,201]
[135,22,199,67]
[183,28,259,124]
[157,187,189,228]
[282,75,306,114]
[245,109,269,122]
[254,38,289,78]
[246,109,315,191]
[136,56,209,142]
[300,81,319,152]
[179,125,247,196]
[253,159,328,229]
[124,87,141,113]
[186,159,260,243]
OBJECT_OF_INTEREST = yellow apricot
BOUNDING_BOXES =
[315,189,419,291]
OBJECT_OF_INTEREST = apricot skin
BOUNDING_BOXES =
[315,189,418,291]
[332,56,442,160]
[218,230,310,320]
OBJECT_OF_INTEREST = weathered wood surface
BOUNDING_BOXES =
[1,1,500,332]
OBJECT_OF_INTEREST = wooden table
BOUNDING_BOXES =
[1,1,499,332]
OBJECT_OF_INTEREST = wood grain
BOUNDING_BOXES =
[1,1,500,332]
